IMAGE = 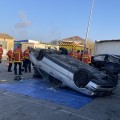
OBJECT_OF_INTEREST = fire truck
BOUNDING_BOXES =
[59,41,84,52]
[59,41,91,64]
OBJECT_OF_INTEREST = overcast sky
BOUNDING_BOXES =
[0,0,120,42]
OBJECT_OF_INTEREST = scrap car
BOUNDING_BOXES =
[29,49,118,96]
[91,54,120,78]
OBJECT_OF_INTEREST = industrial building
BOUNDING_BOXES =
[0,33,14,60]
[14,39,59,51]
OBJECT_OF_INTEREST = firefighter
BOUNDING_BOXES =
[82,50,91,64]
[23,46,31,73]
[0,44,3,63]
[6,49,13,72]
[13,45,23,75]
[69,50,81,60]
[76,50,81,60]
[0,44,3,73]
[80,50,84,61]
[68,49,73,57]
[72,52,78,59]
[72,51,81,60]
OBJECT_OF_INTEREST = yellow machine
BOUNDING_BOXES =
[59,41,84,52]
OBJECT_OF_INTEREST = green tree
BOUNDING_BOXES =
[50,39,61,45]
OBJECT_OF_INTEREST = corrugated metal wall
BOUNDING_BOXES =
[95,41,120,55]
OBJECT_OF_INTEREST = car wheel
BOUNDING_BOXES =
[74,68,92,88]
[49,75,63,88]
[36,49,46,60]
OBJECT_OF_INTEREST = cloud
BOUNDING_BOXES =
[19,11,27,19]
[14,11,32,39]
[15,21,32,28]
[15,11,32,29]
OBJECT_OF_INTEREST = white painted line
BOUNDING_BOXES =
[60,109,94,120]
[0,79,7,82]
[3,92,11,95]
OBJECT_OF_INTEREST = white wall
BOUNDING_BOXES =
[95,41,120,55]
[28,40,39,44]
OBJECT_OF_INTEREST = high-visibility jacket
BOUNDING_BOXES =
[68,52,81,60]
[13,48,23,62]
[68,51,73,57]
[76,52,81,60]
[82,53,91,64]
[6,50,13,63]
[0,47,3,59]
[0,47,3,62]
[23,49,30,59]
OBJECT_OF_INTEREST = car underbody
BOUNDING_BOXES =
[29,49,118,96]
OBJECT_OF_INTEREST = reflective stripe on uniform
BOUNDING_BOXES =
[14,51,21,62]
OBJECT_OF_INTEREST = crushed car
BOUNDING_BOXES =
[91,54,120,78]
[29,49,118,96]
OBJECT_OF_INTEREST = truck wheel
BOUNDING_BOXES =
[74,68,92,88]
[49,75,63,88]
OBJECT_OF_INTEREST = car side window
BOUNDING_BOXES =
[94,55,105,61]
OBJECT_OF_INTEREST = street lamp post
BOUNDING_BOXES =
[84,0,95,52]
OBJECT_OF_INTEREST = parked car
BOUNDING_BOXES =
[91,54,120,78]
[29,49,118,96]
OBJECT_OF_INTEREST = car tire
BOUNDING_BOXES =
[37,49,46,60]
[74,68,92,88]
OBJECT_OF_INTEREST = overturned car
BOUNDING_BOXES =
[29,48,118,96]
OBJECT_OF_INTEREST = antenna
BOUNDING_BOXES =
[84,0,95,51]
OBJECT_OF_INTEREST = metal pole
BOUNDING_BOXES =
[84,0,94,51]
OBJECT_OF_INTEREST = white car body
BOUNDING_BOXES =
[29,49,118,96]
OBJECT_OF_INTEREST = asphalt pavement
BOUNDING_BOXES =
[0,61,120,120]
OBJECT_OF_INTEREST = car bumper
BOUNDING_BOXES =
[86,81,117,92]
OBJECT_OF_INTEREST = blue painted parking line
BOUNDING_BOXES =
[0,79,94,109]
